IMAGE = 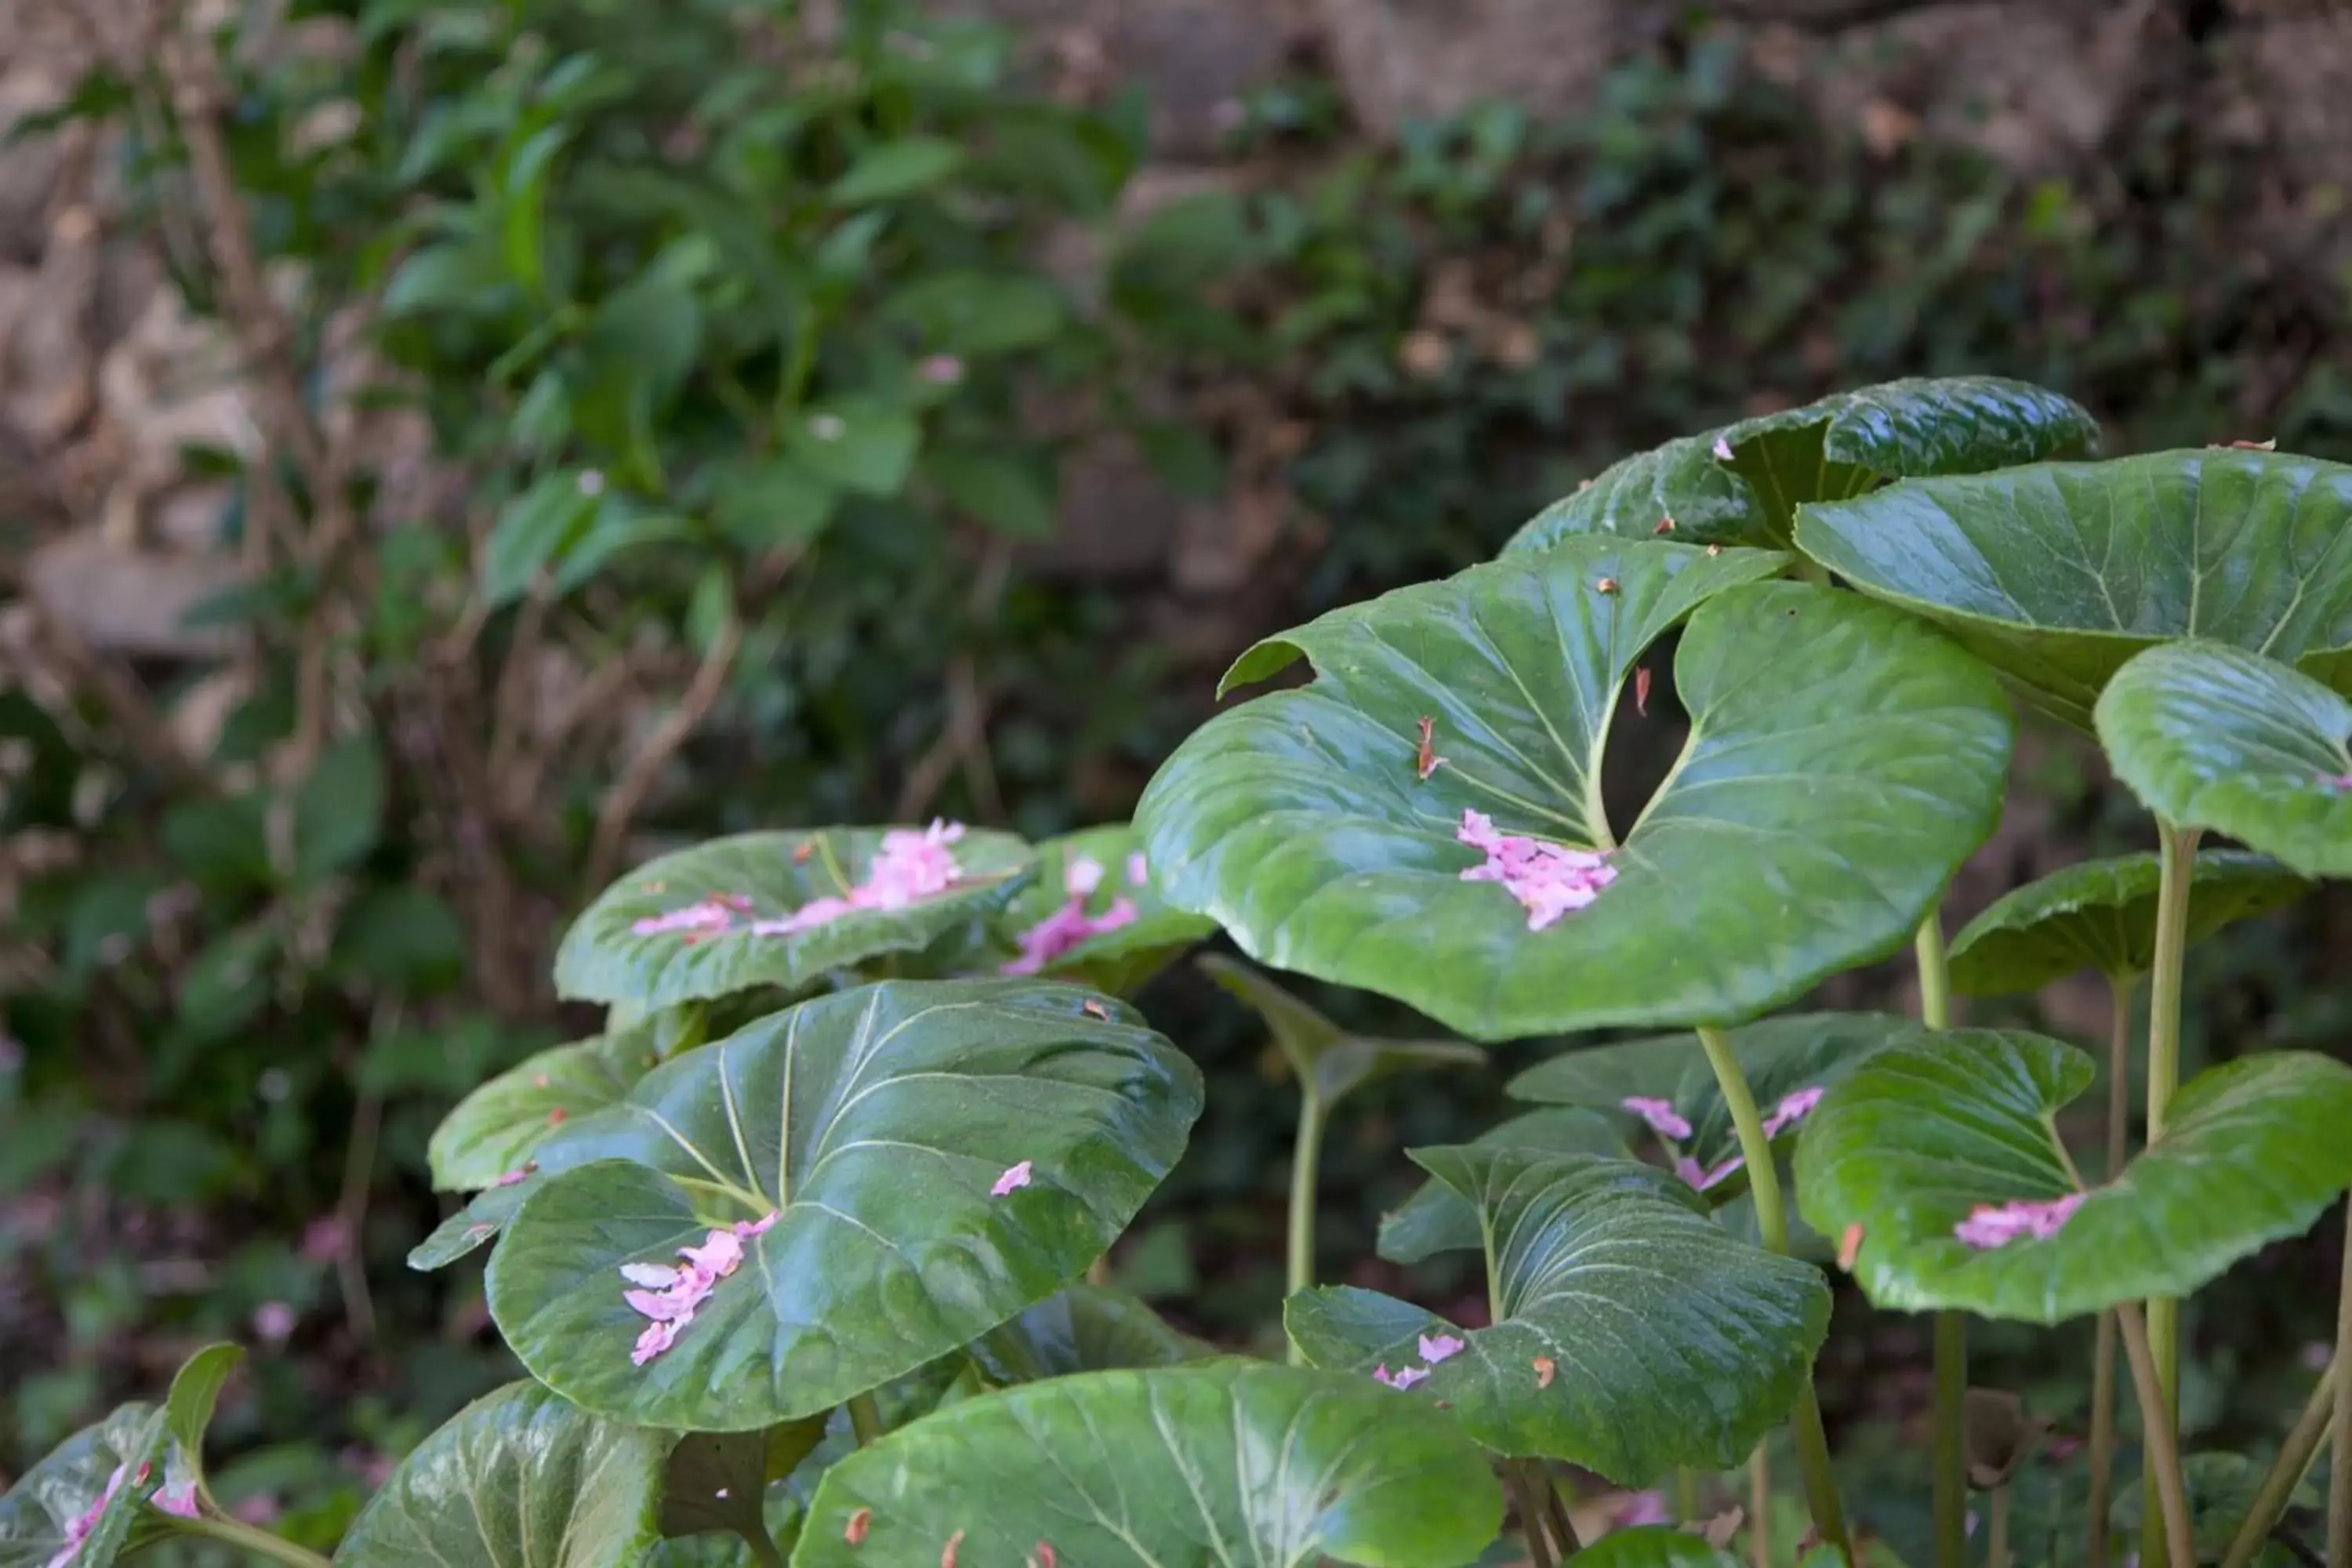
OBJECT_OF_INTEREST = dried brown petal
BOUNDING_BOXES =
[942,1529,966,1568]
[1533,1356,1556,1388]
[844,1508,872,1547]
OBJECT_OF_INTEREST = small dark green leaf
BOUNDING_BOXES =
[826,139,964,205]
[792,1364,1503,1568]
[485,979,1203,1430]
[1200,954,1484,1107]
[162,1345,243,1505]
[2096,641,2352,877]
[554,827,1033,1009]
[426,1028,661,1192]
[1508,378,2097,554]
[0,1403,166,1568]
[1948,850,2310,993]
[925,448,1055,539]
[1377,1108,1625,1265]
[292,734,386,883]
[483,473,600,609]
[967,1283,1210,1385]
[711,457,840,552]
[1290,1150,1831,1482]
[880,272,1065,357]
[784,406,920,499]
[1796,1032,2352,1321]
[334,1381,665,1568]
[1797,449,2352,730]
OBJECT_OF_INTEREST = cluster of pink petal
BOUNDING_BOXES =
[1762,1085,1826,1139]
[1622,1097,1691,1141]
[1675,1154,1745,1192]
[1457,811,1616,931]
[623,1211,779,1367]
[1002,855,1142,975]
[628,825,969,942]
[1955,1193,2085,1250]
[1372,1331,1465,1391]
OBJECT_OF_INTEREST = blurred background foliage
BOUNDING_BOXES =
[4,0,2351,1546]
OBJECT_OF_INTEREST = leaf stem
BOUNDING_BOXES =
[1287,1090,1327,1357]
[1677,1467,1700,1525]
[1696,1024,1853,1565]
[1915,913,1968,1568]
[2331,1199,2352,1568]
[2143,822,2200,1568]
[1507,1462,1560,1568]
[2089,973,2140,1568]
[2117,1301,2195,1568]
[1748,1446,1772,1568]
[746,1526,788,1568]
[169,1514,334,1568]
[2223,1351,2336,1568]
[847,1392,884,1449]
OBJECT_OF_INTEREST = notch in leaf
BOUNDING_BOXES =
[791,1364,1504,1568]
[1506,376,2097,554]
[1795,1031,2352,1322]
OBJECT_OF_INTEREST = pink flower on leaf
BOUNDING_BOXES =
[1127,852,1149,887]
[1762,1085,1826,1139]
[1955,1192,2085,1250]
[620,1221,758,1367]
[1676,1154,1744,1192]
[1622,1096,1692,1141]
[630,900,738,938]
[1373,1364,1429,1390]
[1711,436,1735,462]
[1456,810,1616,931]
[1418,1332,1465,1365]
[992,1160,1034,1197]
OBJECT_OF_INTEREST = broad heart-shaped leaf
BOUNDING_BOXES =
[0,1403,165,1568]
[1377,1108,1626,1265]
[1948,849,2310,994]
[1200,954,1486,1105]
[1795,1031,2352,1321]
[486,978,1203,1431]
[1504,377,2098,554]
[554,828,1034,1008]
[966,1283,1211,1386]
[2096,641,2352,877]
[333,1381,666,1568]
[971,823,1215,994]
[1289,1150,1831,1483]
[427,1027,662,1192]
[1795,448,2352,730]
[790,1363,1504,1568]
[1505,1011,1923,1181]
[1577,1528,1744,1568]
[1139,543,2014,1040]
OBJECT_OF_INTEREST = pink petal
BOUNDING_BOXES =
[631,900,737,937]
[1418,1332,1465,1365]
[492,1167,533,1188]
[1615,1492,1672,1530]
[733,1210,780,1239]
[1678,1154,1744,1191]
[1065,856,1105,898]
[1376,1364,1429,1390]
[619,1262,682,1289]
[1455,811,1615,930]
[1127,852,1149,887]
[1621,1097,1693,1142]
[631,1319,681,1366]
[991,1160,1034,1197]
[153,1483,201,1520]
[624,1287,700,1322]
[680,1230,744,1278]
[750,896,854,937]
[1955,1192,2085,1250]
[1762,1085,1825,1139]
[1712,436,1735,462]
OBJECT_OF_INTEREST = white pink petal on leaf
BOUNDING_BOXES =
[1373,1364,1430,1390]
[1954,1192,2085,1249]
[1711,436,1735,462]
[991,1160,1034,1197]
[619,1222,755,1366]
[1613,1492,1673,1531]
[1676,1154,1744,1192]
[1762,1085,1826,1139]
[1127,851,1149,887]
[1621,1096,1692,1142]
[680,1229,745,1278]
[1456,810,1617,931]
[630,899,739,937]
[619,1261,681,1289]
[1000,895,1138,975]
[1418,1332,1465,1365]
[1065,856,1105,898]
[733,1210,780,1239]
[152,1483,201,1520]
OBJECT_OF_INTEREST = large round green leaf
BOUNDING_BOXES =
[1505,1011,1922,1188]
[0,1405,165,1568]
[1505,378,2097,554]
[1377,1108,1626,1265]
[974,824,1215,994]
[554,827,1034,1007]
[486,978,1203,1430]
[1201,955,1486,1107]
[967,1283,1211,1386]
[1795,1030,2352,1321]
[427,1027,662,1192]
[1795,449,2352,730]
[334,1381,666,1568]
[789,1363,1504,1568]
[1947,850,2310,994]
[1138,543,2013,1039]
[2095,641,2352,876]
[1289,1150,1831,1483]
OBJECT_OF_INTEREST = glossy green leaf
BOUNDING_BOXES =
[791,1363,1503,1568]
[826,139,964,205]
[1948,850,2310,993]
[784,405,920,499]
[1795,1031,2352,1321]
[1506,1011,1925,1181]
[1200,954,1485,1106]
[1506,377,2097,554]
[2096,641,2352,877]
[1577,1528,1745,1568]
[1377,1107,1625,1265]
[426,1028,662,1192]
[0,1404,166,1568]
[1289,1150,1831,1481]
[1796,449,2352,729]
[487,979,1202,1430]
[554,827,1033,1009]
[334,1381,666,1568]
[1138,543,2013,1040]
[967,1283,1210,1386]
[162,1343,242,1507]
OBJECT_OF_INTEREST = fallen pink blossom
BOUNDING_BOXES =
[754,822,970,937]
[1955,1192,2085,1250]
[1614,1492,1672,1530]
[630,899,737,937]
[1675,1154,1744,1192]
[152,1483,201,1520]
[1373,1363,1430,1390]
[992,1160,1034,1197]
[734,1210,780,1239]
[1622,1096,1692,1141]
[1711,436,1735,462]
[492,1166,534,1188]
[1762,1085,1825,1139]
[621,1221,756,1366]
[1457,810,1617,930]
[1065,856,1105,897]
[1001,896,1138,975]
[1418,1332,1465,1365]
[1127,851,1149,887]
